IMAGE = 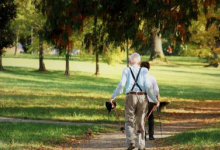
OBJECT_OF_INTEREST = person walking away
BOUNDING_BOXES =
[141,62,159,140]
[110,53,159,150]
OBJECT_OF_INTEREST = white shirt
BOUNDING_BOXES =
[147,74,159,103]
[111,65,158,103]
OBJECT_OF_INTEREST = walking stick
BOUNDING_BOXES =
[112,102,125,133]
[136,105,157,135]
[158,106,163,138]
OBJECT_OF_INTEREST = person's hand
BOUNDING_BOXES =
[156,101,160,107]
[109,98,115,104]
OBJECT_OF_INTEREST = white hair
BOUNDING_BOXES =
[130,52,141,64]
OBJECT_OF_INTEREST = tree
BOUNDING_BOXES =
[101,0,220,61]
[0,0,17,71]
[12,0,47,71]
[38,0,92,76]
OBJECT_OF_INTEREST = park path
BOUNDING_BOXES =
[74,99,220,150]
[73,119,207,150]
[0,116,116,127]
[1,99,220,149]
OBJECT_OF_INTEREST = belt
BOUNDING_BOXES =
[127,92,147,95]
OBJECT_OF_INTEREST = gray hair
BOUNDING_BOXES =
[130,52,141,63]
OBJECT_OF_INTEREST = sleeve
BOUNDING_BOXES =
[145,75,158,103]
[152,76,159,96]
[111,68,128,99]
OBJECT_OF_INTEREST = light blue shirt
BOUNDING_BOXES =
[111,64,158,103]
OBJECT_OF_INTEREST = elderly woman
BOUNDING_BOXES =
[141,62,160,141]
[110,53,159,150]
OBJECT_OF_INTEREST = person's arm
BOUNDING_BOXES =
[152,76,159,96]
[110,68,128,102]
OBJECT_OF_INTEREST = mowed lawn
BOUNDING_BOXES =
[0,54,220,149]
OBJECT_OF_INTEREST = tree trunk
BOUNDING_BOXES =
[14,32,19,55]
[94,13,100,75]
[0,53,4,71]
[38,33,46,72]
[65,50,70,76]
[95,51,100,75]
[31,27,34,55]
[150,29,166,61]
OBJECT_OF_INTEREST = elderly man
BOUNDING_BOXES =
[110,53,159,150]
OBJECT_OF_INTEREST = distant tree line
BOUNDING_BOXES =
[1,0,220,73]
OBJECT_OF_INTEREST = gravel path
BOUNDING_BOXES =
[73,122,204,150]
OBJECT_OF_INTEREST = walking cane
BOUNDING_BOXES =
[136,105,157,135]
[158,106,163,138]
[112,102,125,133]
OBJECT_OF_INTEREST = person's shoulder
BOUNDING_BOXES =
[141,67,148,74]
[122,67,130,73]
[149,74,157,82]
[123,67,130,71]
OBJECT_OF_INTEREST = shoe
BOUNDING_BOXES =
[149,136,155,140]
[127,143,135,150]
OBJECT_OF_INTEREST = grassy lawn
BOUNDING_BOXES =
[0,122,115,150]
[1,54,220,148]
[163,123,220,150]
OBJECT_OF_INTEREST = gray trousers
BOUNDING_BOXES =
[125,94,148,149]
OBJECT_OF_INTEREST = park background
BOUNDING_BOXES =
[0,0,220,149]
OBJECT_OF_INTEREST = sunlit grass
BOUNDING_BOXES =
[163,124,220,149]
[0,54,220,148]
[1,54,220,123]
[0,122,115,150]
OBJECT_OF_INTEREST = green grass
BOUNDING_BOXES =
[1,54,220,148]
[1,54,220,122]
[164,124,220,149]
[0,122,115,150]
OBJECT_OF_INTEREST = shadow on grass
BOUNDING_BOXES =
[0,106,124,123]
[158,68,220,77]
[159,84,220,100]
[0,66,118,92]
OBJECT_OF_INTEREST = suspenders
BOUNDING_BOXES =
[129,67,143,92]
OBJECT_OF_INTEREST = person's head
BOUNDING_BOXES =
[141,61,150,70]
[129,52,141,65]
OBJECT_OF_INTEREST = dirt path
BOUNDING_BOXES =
[0,116,116,127]
[74,99,220,150]
[73,119,206,150]
[1,99,220,150]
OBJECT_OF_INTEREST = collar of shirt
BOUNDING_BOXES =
[131,64,140,68]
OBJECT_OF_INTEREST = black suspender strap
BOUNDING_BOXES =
[129,67,142,92]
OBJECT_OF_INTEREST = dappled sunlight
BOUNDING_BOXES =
[1,56,220,149]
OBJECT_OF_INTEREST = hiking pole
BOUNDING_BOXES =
[112,102,125,133]
[136,105,157,135]
[157,106,163,138]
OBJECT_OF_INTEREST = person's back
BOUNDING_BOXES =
[110,53,159,150]
[141,61,159,141]
[118,65,148,95]
[147,75,159,102]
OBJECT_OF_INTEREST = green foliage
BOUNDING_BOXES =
[102,46,126,65]
[0,0,17,52]
[11,0,46,38]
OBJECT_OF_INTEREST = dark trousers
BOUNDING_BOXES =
[147,102,155,137]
